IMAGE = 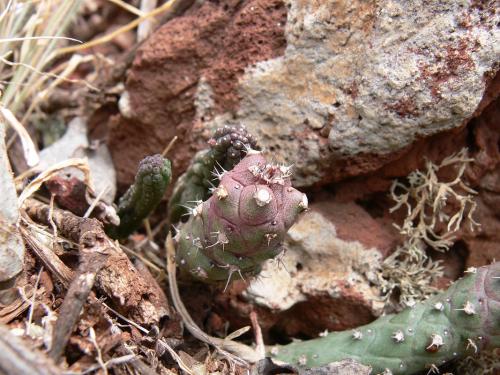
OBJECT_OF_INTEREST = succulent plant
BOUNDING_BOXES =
[174,151,308,286]
[168,125,259,224]
[271,262,500,375]
[106,154,171,239]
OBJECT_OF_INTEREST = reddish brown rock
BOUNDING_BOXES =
[458,96,500,268]
[107,0,287,189]
[46,176,88,216]
[314,200,398,257]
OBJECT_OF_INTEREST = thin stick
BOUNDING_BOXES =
[20,225,74,287]
[0,106,39,167]
[143,218,153,242]
[162,136,178,157]
[101,302,148,334]
[48,194,58,240]
[55,0,180,56]
[0,325,61,375]
[26,267,43,336]
[106,0,144,16]
[120,244,163,273]
[83,185,110,219]
[157,340,196,375]
[249,311,265,360]
[102,300,194,375]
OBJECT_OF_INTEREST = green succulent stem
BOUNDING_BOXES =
[106,154,171,239]
[272,262,500,375]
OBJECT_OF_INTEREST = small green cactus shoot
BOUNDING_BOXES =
[168,125,259,224]
[271,262,500,375]
[174,151,307,287]
[107,154,171,239]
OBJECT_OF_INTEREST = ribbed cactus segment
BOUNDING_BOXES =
[107,154,171,239]
[272,262,500,374]
[175,152,307,284]
[168,125,259,224]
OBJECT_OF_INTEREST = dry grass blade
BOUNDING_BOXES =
[162,135,178,157]
[21,54,98,124]
[137,0,157,41]
[0,105,39,166]
[106,0,144,16]
[19,225,74,287]
[0,0,84,114]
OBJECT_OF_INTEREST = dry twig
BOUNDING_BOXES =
[23,199,171,361]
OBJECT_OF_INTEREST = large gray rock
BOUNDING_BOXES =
[109,0,499,189]
[208,0,499,186]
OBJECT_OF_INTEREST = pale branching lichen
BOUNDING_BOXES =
[377,148,479,310]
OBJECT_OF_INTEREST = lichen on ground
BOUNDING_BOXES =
[377,148,479,310]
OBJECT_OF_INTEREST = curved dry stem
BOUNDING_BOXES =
[165,232,262,365]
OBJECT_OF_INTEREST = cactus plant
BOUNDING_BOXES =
[271,262,500,375]
[168,125,259,224]
[106,154,171,239]
[174,151,308,286]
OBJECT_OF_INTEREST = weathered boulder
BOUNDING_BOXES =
[108,0,499,188]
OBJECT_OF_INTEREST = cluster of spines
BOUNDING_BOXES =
[106,154,171,239]
[272,262,500,375]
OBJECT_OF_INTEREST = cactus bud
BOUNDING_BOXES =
[106,154,171,239]
[175,153,306,284]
